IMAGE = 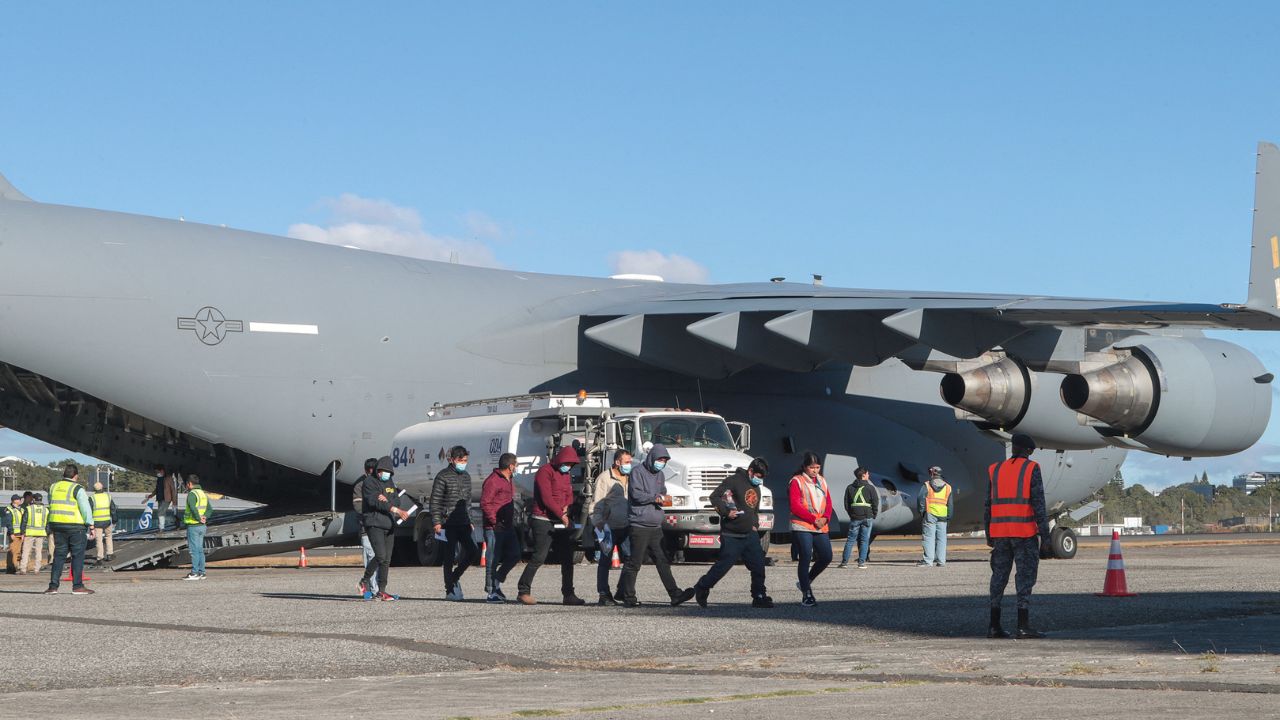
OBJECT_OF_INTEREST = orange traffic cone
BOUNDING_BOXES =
[297,546,309,569]
[1095,530,1136,597]
[611,545,621,569]
[480,541,488,568]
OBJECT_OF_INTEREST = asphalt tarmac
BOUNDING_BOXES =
[1,536,1277,719]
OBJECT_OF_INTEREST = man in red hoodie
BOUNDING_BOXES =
[480,452,522,603]
[516,446,586,606]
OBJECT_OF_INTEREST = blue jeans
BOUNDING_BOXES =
[922,517,948,565]
[595,526,631,595]
[842,519,874,564]
[695,533,767,598]
[484,528,522,593]
[187,523,207,574]
[792,531,831,597]
[360,533,379,593]
[49,524,88,589]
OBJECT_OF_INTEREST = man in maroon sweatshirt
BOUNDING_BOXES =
[480,452,522,602]
[516,446,586,606]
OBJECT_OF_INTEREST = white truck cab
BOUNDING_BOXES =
[390,392,773,564]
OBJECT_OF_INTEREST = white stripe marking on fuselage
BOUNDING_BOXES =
[248,322,319,335]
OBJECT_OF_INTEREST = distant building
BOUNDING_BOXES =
[1231,472,1280,493]
[1187,484,1215,501]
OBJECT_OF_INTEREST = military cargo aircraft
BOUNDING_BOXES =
[2,143,1278,559]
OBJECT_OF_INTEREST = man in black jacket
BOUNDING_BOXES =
[839,467,879,569]
[354,457,379,596]
[431,445,476,601]
[359,456,408,601]
[674,458,773,608]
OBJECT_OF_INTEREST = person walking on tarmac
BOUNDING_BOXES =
[675,457,774,608]
[917,466,954,567]
[480,453,523,603]
[619,444,686,608]
[986,433,1051,639]
[432,446,477,601]
[589,449,633,605]
[19,493,49,575]
[91,481,118,565]
[839,467,879,569]
[354,458,380,596]
[517,446,586,606]
[4,494,23,573]
[46,465,94,594]
[182,475,212,580]
[789,451,833,607]
[359,456,409,601]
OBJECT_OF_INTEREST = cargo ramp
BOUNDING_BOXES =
[106,511,359,571]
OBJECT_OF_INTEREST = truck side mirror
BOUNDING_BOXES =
[604,420,619,448]
[728,422,751,452]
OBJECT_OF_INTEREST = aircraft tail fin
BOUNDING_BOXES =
[1247,141,1280,313]
[0,171,31,202]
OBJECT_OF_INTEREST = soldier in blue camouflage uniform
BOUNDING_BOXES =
[986,433,1051,639]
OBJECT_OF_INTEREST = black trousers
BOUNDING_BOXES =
[517,518,576,596]
[360,526,394,592]
[442,526,477,592]
[695,533,767,599]
[49,524,88,589]
[619,525,680,602]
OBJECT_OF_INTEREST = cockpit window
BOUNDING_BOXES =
[639,416,734,449]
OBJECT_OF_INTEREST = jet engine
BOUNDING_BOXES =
[940,355,1109,450]
[1060,336,1272,457]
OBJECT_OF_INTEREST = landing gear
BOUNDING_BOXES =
[1049,527,1077,560]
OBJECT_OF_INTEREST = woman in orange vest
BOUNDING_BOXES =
[788,451,833,607]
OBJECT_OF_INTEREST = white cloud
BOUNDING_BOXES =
[463,210,505,241]
[609,250,710,284]
[288,194,501,267]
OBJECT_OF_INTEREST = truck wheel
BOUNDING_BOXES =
[1050,527,1077,560]
[417,530,444,566]
[661,535,685,565]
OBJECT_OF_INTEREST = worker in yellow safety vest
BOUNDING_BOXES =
[182,474,212,580]
[91,481,118,564]
[19,493,48,574]
[916,466,954,568]
[45,464,95,594]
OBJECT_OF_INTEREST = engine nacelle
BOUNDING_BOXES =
[1060,336,1272,457]
[940,355,1109,450]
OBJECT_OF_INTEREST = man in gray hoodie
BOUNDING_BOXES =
[619,444,684,608]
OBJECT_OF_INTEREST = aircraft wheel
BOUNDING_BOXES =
[1050,527,1077,560]
[416,529,444,566]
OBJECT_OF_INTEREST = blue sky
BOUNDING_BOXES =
[2,3,1279,487]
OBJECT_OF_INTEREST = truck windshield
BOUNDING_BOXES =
[639,416,735,449]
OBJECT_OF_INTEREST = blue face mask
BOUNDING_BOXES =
[379,471,392,482]
[454,462,467,473]
[558,464,572,473]
[620,463,633,474]
[750,474,764,486]
[652,460,667,471]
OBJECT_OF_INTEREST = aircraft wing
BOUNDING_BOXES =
[576,142,1280,376]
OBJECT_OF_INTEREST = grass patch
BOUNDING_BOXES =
[1200,651,1221,673]
[1064,662,1101,676]
[513,711,565,718]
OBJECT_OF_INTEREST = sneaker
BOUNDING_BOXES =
[493,584,507,602]
[517,593,537,605]
[916,561,931,567]
[857,562,867,569]
[485,592,504,603]
[362,589,375,601]
[597,593,619,606]
[801,594,817,607]
[358,580,368,595]
[837,562,848,569]
[562,593,586,606]
[183,573,200,581]
[671,587,696,607]
[935,562,945,567]
[43,586,57,594]
[695,587,709,608]
[196,574,207,580]
[614,588,626,603]
[445,587,462,601]
[376,592,399,602]
[622,598,642,608]
[71,586,95,595]
[752,595,774,609]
